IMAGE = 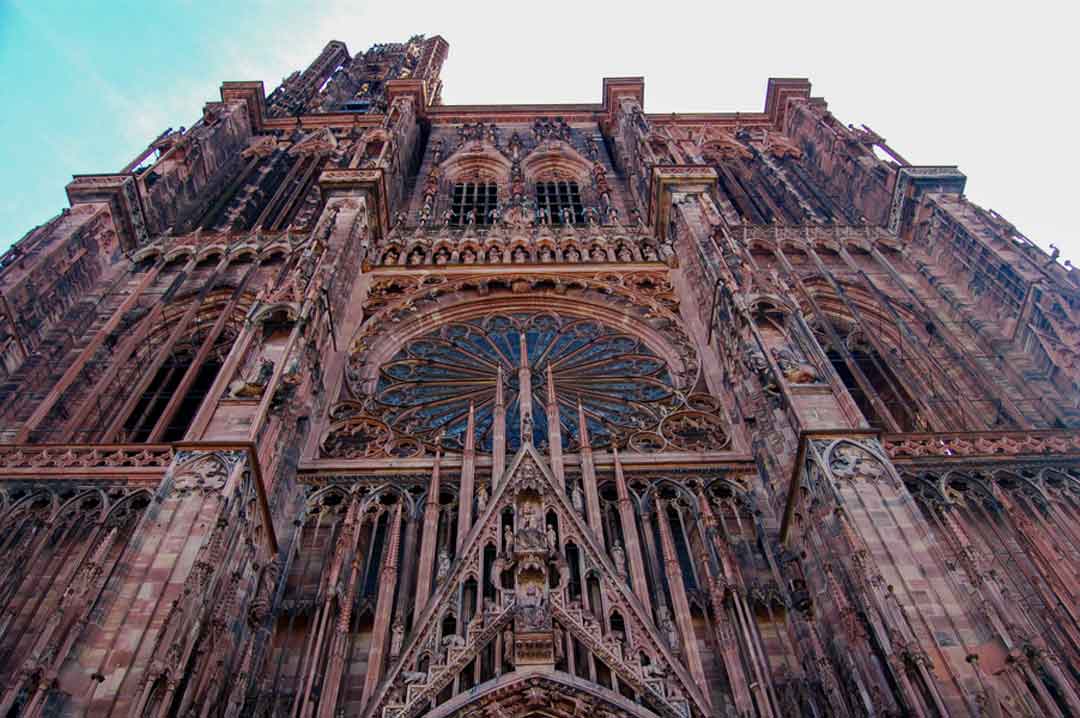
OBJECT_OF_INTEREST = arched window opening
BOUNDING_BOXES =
[121,348,224,443]
[668,506,699,591]
[826,343,917,432]
[450,182,498,226]
[536,181,583,225]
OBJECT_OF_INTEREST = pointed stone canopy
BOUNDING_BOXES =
[365,439,710,718]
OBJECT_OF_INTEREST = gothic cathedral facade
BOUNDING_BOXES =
[1,34,1078,718]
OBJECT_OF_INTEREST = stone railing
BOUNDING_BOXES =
[740,223,894,248]
[372,223,672,268]
[882,430,1080,462]
[0,444,174,479]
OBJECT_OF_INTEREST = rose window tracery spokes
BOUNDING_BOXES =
[374,313,677,452]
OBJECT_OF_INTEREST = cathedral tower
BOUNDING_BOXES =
[1,34,1078,718]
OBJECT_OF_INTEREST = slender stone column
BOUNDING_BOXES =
[612,446,650,609]
[545,366,564,485]
[654,493,709,705]
[414,452,442,620]
[492,366,506,483]
[577,400,603,542]
[456,403,476,552]
[362,504,403,708]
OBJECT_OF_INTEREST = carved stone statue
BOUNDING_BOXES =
[503,525,515,556]
[436,548,451,583]
[390,620,405,658]
[401,670,426,684]
[772,345,819,384]
[502,625,514,666]
[228,358,274,399]
[546,524,557,552]
[611,541,627,578]
[571,483,585,514]
[476,482,488,512]
[657,604,679,650]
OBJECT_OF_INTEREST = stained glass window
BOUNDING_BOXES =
[374,313,676,452]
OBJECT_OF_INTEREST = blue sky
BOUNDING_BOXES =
[2,0,1077,261]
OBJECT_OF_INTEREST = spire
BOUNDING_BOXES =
[413,450,442,619]
[613,444,651,607]
[457,402,476,551]
[577,399,603,541]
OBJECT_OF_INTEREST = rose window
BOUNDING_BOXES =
[373,313,678,452]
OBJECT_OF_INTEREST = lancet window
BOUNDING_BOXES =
[824,328,919,432]
[536,180,584,225]
[450,182,498,226]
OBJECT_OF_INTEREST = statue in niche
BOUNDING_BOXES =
[488,246,503,264]
[539,246,554,263]
[476,482,488,511]
[487,204,502,226]
[383,248,399,266]
[433,248,449,265]
[591,245,607,263]
[461,248,477,265]
[546,524,557,552]
[502,625,515,666]
[464,208,477,228]
[522,505,540,531]
[435,548,451,583]
[228,358,274,399]
[512,246,528,264]
[617,245,634,262]
[553,623,565,661]
[535,207,550,226]
[408,247,425,265]
[657,604,679,651]
[611,541,627,578]
[571,483,585,514]
[642,244,658,261]
[390,620,405,658]
[503,525,515,556]
[442,208,454,229]
[565,246,581,263]
[561,207,576,227]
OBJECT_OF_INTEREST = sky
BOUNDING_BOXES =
[1,0,1077,261]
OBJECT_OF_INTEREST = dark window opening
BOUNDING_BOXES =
[828,348,917,432]
[450,182,498,226]
[536,181,584,225]
[122,352,224,443]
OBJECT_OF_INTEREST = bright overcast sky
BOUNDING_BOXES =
[2,0,1076,262]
